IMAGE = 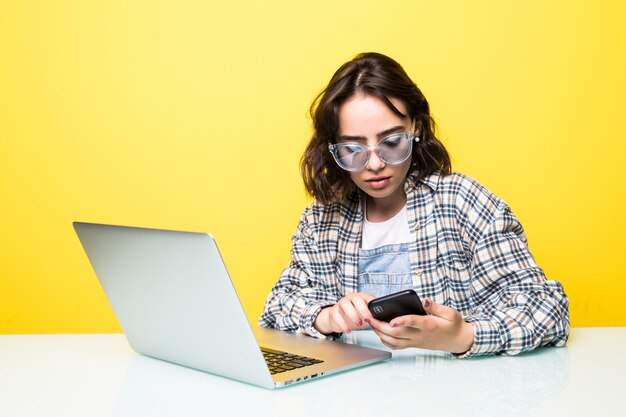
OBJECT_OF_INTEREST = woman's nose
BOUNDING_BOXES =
[365,146,385,171]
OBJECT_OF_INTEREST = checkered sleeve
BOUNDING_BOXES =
[258,205,340,339]
[453,179,570,357]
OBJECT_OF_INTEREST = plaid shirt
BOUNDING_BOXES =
[259,172,570,357]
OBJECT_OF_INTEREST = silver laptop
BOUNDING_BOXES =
[73,222,390,389]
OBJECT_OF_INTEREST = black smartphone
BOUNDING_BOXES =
[367,289,427,322]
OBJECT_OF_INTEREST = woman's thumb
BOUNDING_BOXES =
[422,298,455,320]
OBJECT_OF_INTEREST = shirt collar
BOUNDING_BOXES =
[405,171,441,192]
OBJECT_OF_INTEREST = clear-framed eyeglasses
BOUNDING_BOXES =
[328,132,420,172]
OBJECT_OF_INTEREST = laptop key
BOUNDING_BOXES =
[285,362,305,368]
[261,347,324,374]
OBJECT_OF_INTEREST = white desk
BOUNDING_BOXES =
[0,327,623,417]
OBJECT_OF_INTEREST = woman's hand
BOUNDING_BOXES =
[314,292,376,335]
[367,298,475,354]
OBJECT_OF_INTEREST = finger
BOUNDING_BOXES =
[376,331,411,349]
[368,317,411,340]
[365,316,387,332]
[337,299,363,328]
[422,298,460,322]
[328,308,351,333]
[389,314,430,329]
[370,320,421,349]
[352,295,374,323]
[372,327,399,349]
[369,322,411,345]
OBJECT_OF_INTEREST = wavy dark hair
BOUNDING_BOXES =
[301,52,451,204]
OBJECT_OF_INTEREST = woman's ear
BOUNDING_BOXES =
[412,119,423,136]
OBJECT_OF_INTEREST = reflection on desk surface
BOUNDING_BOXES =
[339,331,569,417]
[1,328,625,417]
[114,331,569,417]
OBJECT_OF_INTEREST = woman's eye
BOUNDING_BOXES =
[339,144,363,156]
[381,135,403,148]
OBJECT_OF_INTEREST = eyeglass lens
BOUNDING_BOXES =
[334,134,412,170]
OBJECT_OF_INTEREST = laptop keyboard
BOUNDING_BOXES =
[261,347,324,374]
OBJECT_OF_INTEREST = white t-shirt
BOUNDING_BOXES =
[361,203,412,250]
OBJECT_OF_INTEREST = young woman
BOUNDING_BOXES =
[259,52,570,357]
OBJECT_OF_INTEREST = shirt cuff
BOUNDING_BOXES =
[454,318,505,358]
[298,302,340,340]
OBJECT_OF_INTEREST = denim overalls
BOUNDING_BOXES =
[357,243,413,298]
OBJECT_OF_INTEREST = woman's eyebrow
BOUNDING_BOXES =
[337,126,405,142]
[377,126,405,137]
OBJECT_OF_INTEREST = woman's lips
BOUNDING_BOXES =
[365,177,390,189]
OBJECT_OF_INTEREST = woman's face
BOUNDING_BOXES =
[337,93,414,208]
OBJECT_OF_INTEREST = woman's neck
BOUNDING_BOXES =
[365,191,407,223]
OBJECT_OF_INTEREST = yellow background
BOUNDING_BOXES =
[1,0,625,333]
